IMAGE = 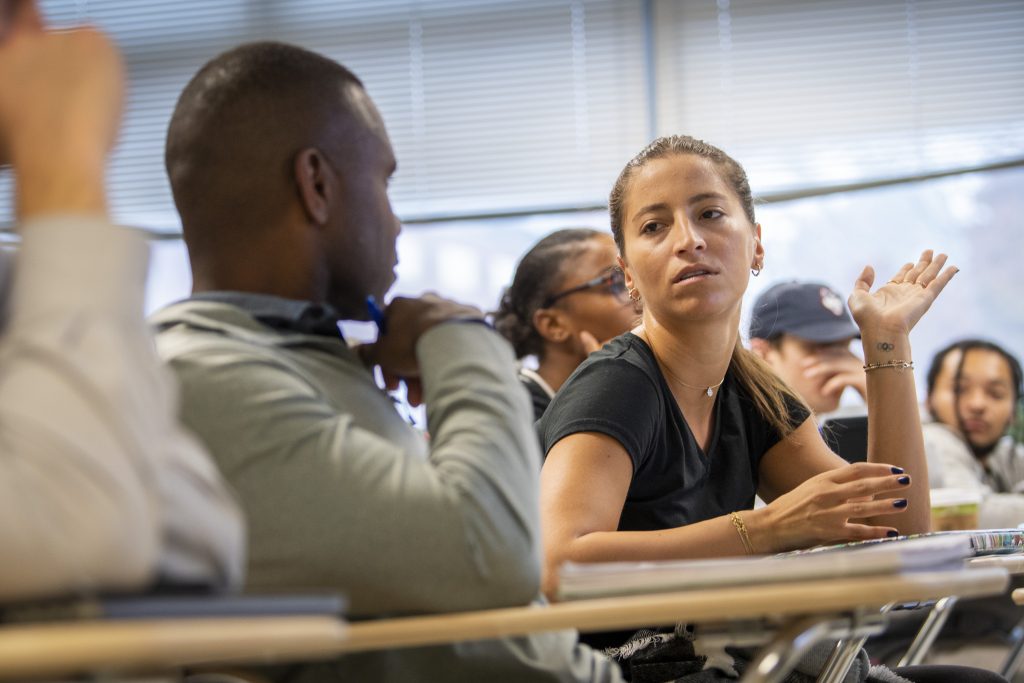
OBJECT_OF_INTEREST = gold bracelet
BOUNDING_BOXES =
[863,360,914,372]
[730,511,755,555]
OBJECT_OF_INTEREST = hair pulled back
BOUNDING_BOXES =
[608,135,755,256]
[494,228,606,359]
[608,134,805,437]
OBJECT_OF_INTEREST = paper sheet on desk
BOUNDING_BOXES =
[778,528,1024,558]
[557,535,972,601]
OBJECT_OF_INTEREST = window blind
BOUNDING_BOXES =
[0,0,648,233]
[2,1,1021,233]
[652,0,1024,194]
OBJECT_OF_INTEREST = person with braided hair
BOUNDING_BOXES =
[494,229,640,420]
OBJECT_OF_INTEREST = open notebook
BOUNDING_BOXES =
[557,532,1010,601]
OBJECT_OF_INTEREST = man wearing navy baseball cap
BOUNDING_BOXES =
[748,281,866,414]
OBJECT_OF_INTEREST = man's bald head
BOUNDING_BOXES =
[165,41,366,242]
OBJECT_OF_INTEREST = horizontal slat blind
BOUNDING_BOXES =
[0,0,648,233]
[3,1,1020,233]
[653,0,1024,193]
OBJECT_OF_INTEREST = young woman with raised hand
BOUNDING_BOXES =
[538,135,958,599]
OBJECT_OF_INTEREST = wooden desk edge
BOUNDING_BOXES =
[0,568,1008,679]
[339,567,1009,653]
[0,616,348,680]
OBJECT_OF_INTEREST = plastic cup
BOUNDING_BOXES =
[930,488,982,531]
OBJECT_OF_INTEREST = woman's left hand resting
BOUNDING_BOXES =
[750,462,914,552]
[848,250,958,336]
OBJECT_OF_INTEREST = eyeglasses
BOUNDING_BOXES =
[543,269,628,308]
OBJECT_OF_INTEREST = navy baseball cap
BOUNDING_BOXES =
[748,281,859,343]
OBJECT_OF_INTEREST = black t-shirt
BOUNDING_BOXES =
[538,332,810,532]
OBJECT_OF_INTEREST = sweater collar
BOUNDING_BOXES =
[187,291,345,341]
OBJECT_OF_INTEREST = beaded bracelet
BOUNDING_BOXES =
[729,511,755,555]
[863,360,914,372]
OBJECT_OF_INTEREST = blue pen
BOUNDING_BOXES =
[366,295,388,336]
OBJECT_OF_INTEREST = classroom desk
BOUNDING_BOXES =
[897,553,1024,668]
[0,567,1008,683]
[971,557,1024,679]
[972,555,1024,682]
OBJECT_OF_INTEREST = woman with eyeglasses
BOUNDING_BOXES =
[535,137,983,681]
[494,228,640,420]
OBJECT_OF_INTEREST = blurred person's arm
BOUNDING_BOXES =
[0,4,243,600]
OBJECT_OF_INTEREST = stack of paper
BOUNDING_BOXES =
[557,534,973,601]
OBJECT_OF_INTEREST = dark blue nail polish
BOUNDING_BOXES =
[890,467,905,474]
[893,498,908,508]
[887,530,899,537]
[898,476,910,485]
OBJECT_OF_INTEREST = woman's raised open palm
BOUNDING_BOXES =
[848,250,958,336]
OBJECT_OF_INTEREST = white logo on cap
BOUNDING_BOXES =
[819,287,844,317]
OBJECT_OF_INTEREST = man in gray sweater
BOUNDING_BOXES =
[152,41,621,681]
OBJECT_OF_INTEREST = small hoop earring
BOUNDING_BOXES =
[628,287,641,303]
[751,264,762,277]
